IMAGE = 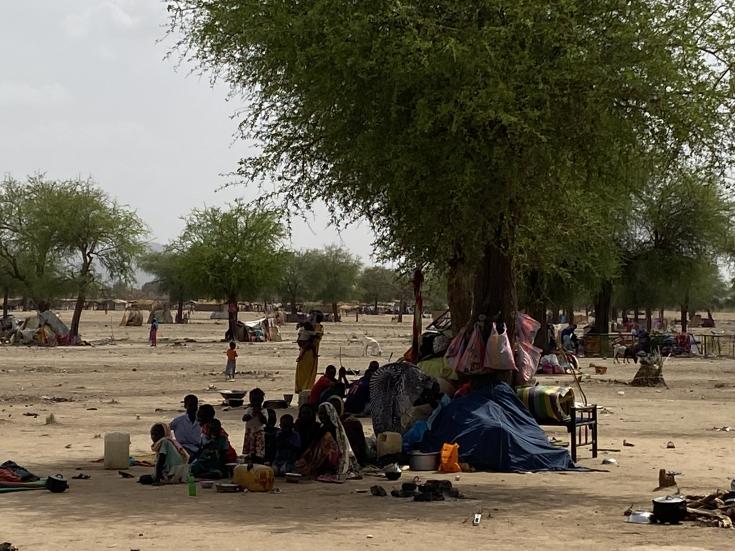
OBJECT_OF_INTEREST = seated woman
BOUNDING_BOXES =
[139,422,189,485]
[190,419,229,479]
[294,403,320,455]
[344,361,380,415]
[295,402,359,482]
[328,396,368,465]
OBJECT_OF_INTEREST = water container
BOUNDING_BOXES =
[376,432,402,459]
[104,432,130,469]
[232,464,275,492]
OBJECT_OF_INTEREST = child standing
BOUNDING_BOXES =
[224,341,238,381]
[242,388,267,462]
[272,414,301,476]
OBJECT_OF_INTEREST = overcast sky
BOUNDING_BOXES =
[0,0,376,260]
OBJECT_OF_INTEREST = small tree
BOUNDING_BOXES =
[307,245,361,321]
[140,250,198,323]
[358,266,398,311]
[54,179,147,338]
[174,201,286,338]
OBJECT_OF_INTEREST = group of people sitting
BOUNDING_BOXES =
[142,373,376,485]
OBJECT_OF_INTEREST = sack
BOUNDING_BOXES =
[438,443,461,473]
[455,324,485,374]
[484,325,517,371]
[444,326,468,371]
[514,341,542,384]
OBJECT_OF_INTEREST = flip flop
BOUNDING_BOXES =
[72,474,91,480]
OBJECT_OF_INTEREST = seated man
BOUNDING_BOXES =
[309,364,337,405]
[170,394,201,459]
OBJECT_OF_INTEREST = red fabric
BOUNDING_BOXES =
[309,375,333,404]
[202,423,238,463]
[453,383,471,399]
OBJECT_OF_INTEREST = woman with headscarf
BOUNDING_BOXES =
[294,316,324,393]
[327,396,368,465]
[369,361,436,435]
[295,402,359,482]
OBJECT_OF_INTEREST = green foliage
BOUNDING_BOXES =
[278,250,313,310]
[302,245,361,308]
[173,201,286,303]
[358,266,398,307]
[140,249,197,305]
[169,0,735,308]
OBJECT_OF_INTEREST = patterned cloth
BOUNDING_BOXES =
[515,385,575,423]
[242,428,265,458]
[369,362,435,435]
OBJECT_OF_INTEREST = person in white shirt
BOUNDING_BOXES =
[170,394,201,459]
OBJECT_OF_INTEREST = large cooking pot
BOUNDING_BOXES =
[409,451,440,471]
[652,495,687,524]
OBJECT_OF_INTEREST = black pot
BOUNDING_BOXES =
[652,496,686,524]
[46,474,69,493]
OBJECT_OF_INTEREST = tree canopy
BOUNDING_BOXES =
[169,1,735,331]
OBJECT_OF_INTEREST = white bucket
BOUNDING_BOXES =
[104,432,130,469]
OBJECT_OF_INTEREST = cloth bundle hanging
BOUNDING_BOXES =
[444,326,468,372]
[514,313,543,384]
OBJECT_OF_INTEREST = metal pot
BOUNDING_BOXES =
[652,495,687,524]
[409,451,440,471]
[46,474,68,493]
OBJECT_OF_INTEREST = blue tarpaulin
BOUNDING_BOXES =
[420,382,578,471]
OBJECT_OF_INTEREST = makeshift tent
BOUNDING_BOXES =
[147,308,173,324]
[226,318,278,342]
[420,382,578,471]
[119,310,143,327]
[14,311,70,346]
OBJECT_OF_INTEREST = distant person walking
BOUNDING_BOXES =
[149,318,159,347]
[225,341,238,381]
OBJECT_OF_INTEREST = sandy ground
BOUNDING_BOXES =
[1,311,735,551]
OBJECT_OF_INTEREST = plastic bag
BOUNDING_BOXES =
[445,326,468,372]
[516,313,541,344]
[484,324,517,371]
[514,341,542,384]
[455,324,485,374]
[439,442,461,473]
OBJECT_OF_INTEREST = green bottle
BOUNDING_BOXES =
[187,474,197,497]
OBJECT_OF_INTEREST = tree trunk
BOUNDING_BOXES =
[332,301,339,322]
[593,280,612,334]
[447,253,473,331]
[398,300,405,323]
[611,306,618,324]
[374,298,378,311]
[2,287,8,319]
[290,295,298,316]
[176,299,184,324]
[680,301,688,333]
[70,291,85,338]
[228,297,238,341]
[633,308,640,324]
[471,240,517,338]
[659,307,665,325]
[551,309,560,324]
[645,307,652,333]
[564,304,574,325]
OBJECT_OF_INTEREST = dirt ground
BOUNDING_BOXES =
[1,311,734,551]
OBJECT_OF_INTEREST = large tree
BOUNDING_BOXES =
[53,179,147,338]
[174,201,286,338]
[0,176,72,310]
[278,250,313,315]
[170,1,735,334]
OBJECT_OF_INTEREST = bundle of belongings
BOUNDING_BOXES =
[419,381,579,471]
[0,461,46,493]
[11,311,70,346]
[515,385,575,423]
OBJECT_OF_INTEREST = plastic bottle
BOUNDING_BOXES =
[187,474,197,497]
